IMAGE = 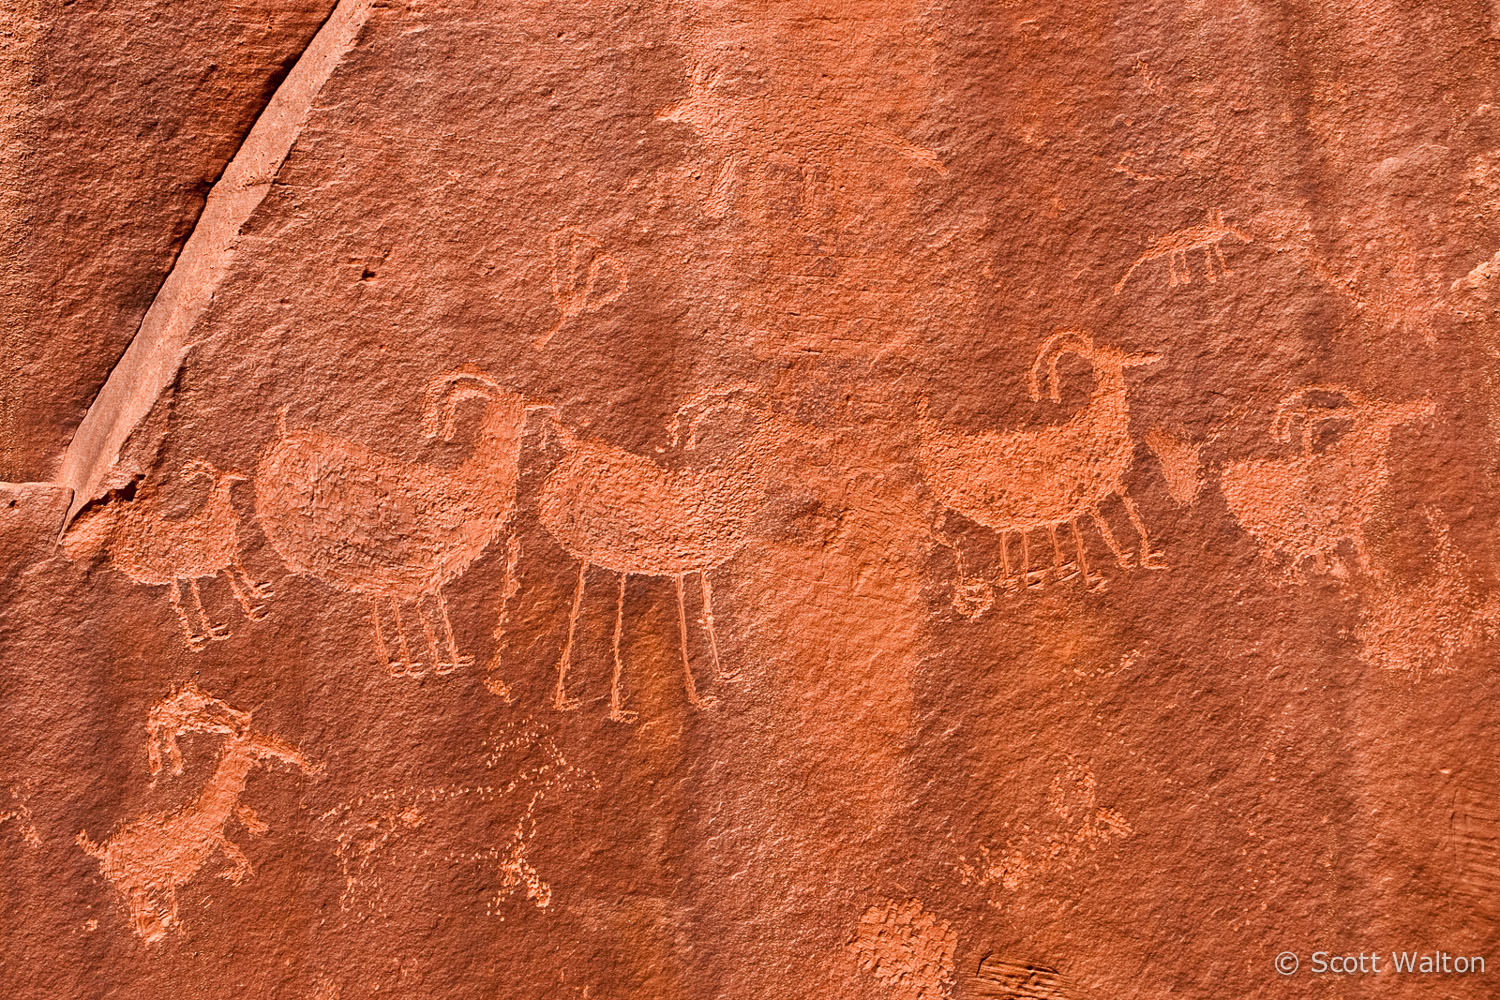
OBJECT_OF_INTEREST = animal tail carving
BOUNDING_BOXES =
[1112,258,1144,296]
[248,732,324,775]
[1145,428,1204,506]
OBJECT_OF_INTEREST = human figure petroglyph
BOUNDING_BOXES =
[534,387,781,720]
[1218,385,1433,578]
[255,370,547,677]
[77,685,320,944]
[533,228,627,349]
[848,899,958,1000]
[919,331,1164,606]
[61,459,272,649]
[1112,209,1251,294]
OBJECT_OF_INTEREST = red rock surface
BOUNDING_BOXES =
[3,2,1500,998]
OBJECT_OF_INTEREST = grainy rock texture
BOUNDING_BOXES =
[3,2,1500,998]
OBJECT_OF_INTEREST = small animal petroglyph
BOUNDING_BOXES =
[1453,771,1500,925]
[255,370,547,677]
[534,227,627,348]
[959,759,1132,904]
[61,460,272,649]
[920,331,1165,607]
[1113,209,1251,294]
[1219,385,1433,579]
[534,388,777,720]
[1113,151,1167,183]
[0,782,41,849]
[848,898,958,1000]
[316,722,595,919]
[1144,428,1204,507]
[968,956,1073,1000]
[1357,513,1500,677]
[77,685,320,944]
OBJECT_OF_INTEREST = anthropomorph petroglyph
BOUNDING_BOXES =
[77,685,320,944]
[316,722,595,919]
[533,227,626,348]
[848,898,958,1000]
[532,387,788,721]
[1113,209,1251,294]
[919,331,1165,609]
[61,459,272,649]
[1218,385,1433,579]
[255,370,547,678]
[1356,513,1500,676]
[958,758,1132,905]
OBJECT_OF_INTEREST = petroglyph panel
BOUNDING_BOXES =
[4,1,1499,997]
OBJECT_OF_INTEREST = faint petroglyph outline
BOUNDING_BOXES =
[533,228,627,349]
[1356,512,1500,677]
[1113,152,1167,183]
[54,0,376,525]
[848,898,958,1000]
[1131,57,1160,94]
[1453,771,1500,925]
[655,60,947,222]
[77,684,321,944]
[254,370,547,678]
[1218,385,1433,580]
[1113,209,1251,294]
[958,758,1132,906]
[537,386,783,721]
[969,955,1074,1000]
[315,721,596,920]
[61,459,271,649]
[485,532,523,700]
[919,331,1165,609]
[0,781,41,849]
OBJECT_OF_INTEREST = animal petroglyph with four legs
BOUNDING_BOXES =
[919,330,1165,608]
[255,370,547,678]
[1113,209,1251,294]
[61,459,272,649]
[1219,384,1433,578]
[77,685,320,944]
[527,387,779,720]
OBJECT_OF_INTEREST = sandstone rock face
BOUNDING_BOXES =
[3,2,1500,998]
